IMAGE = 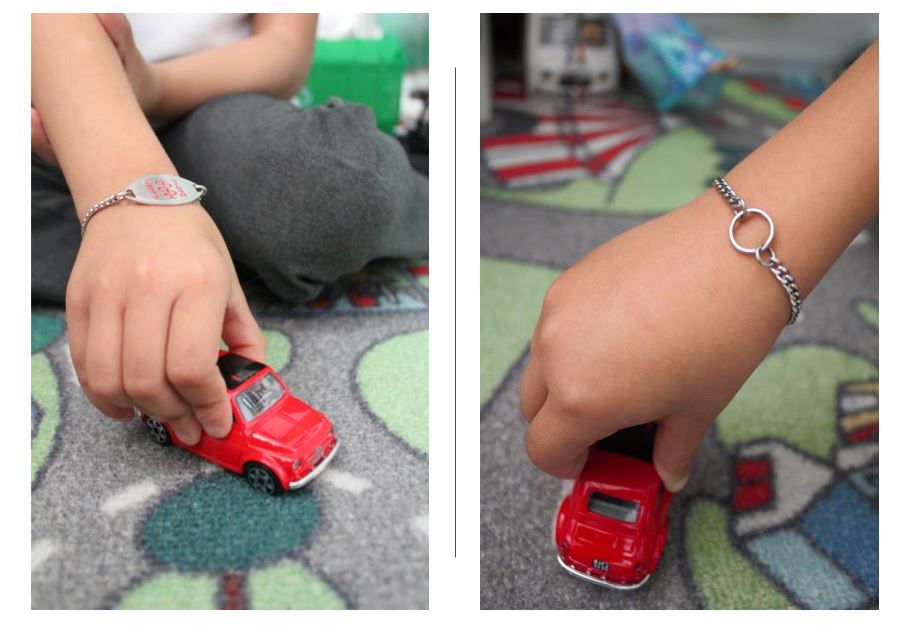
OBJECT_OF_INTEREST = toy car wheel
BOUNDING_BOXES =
[244,463,283,496]
[144,418,171,446]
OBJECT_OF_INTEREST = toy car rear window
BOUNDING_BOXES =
[217,354,266,390]
[588,492,640,523]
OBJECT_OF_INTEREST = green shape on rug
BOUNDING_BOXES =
[686,499,793,609]
[32,312,65,353]
[716,345,877,459]
[357,329,428,453]
[117,572,218,609]
[263,329,292,372]
[855,299,878,330]
[143,473,319,571]
[32,353,60,483]
[481,177,612,212]
[480,258,560,407]
[721,79,798,123]
[608,124,720,213]
[249,560,346,609]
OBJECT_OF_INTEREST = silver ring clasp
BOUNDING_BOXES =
[729,207,775,256]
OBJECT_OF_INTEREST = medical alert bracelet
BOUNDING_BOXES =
[80,174,207,237]
[713,177,802,325]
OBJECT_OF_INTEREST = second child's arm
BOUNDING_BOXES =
[152,13,318,119]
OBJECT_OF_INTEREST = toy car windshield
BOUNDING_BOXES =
[235,372,284,422]
[588,492,641,523]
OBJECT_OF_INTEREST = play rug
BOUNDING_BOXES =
[480,78,878,609]
[31,260,428,609]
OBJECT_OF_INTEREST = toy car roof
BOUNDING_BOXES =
[594,424,655,462]
[580,450,661,495]
[217,353,267,390]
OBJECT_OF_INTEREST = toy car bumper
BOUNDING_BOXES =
[288,440,339,490]
[556,554,650,591]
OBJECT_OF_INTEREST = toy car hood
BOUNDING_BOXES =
[246,395,332,451]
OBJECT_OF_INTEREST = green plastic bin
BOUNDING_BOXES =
[300,36,406,132]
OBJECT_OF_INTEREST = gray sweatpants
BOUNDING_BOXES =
[32,94,429,304]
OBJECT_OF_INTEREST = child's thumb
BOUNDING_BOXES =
[222,283,267,364]
[651,412,713,493]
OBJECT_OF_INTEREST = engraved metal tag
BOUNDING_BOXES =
[125,174,207,206]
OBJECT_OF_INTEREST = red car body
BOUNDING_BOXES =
[140,352,338,495]
[554,425,671,589]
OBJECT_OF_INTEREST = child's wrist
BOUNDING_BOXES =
[675,193,793,333]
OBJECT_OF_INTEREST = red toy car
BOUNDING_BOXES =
[139,352,338,495]
[554,424,671,589]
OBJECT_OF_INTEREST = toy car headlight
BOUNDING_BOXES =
[293,459,302,470]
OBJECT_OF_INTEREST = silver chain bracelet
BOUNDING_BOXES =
[80,174,207,237]
[713,177,802,325]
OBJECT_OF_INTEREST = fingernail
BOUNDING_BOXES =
[174,430,200,446]
[205,424,231,439]
[664,474,689,493]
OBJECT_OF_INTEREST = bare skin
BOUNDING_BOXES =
[521,42,878,490]
[32,13,317,163]
[31,14,315,444]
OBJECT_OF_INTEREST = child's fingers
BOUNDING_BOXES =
[121,296,194,423]
[519,353,547,422]
[65,288,131,419]
[652,411,714,492]
[95,13,131,59]
[164,412,203,446]
[31,107,57,166]
[83,299,131,415]
[221,281,267,363]
[65,288,89,386]
[88,398,135,422]
[166,291,232,439]
[524,398,613,479]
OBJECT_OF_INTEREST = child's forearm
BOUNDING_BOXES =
[152,14,317,120]
[32,14,177,217]
[682,41,878,311]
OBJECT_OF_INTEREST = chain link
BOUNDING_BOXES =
[79,175,206,237]
[79,189,136,237]
[713,177,802,325]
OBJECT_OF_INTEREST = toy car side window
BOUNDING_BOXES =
[587,492,640,523]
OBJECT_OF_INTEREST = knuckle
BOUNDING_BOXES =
[541,274,570,311]
[535,314,566,355]
[525,431,556,475]
[122,374,160,403]
[84,376,121,403]
[552,381,596,419]
[130,260,159,289]
[167,359,213,389]
[65,283,87,312]
[93,270,120,296]
[184,256,229,292]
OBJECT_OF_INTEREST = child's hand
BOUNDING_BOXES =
[96,13,162,117]
[520,201,790,490]
[66,202,266,445]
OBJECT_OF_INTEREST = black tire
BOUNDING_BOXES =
[144,418,172,446]
[244,463,284,496]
